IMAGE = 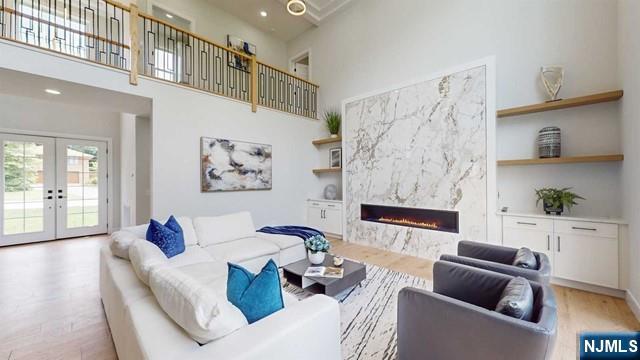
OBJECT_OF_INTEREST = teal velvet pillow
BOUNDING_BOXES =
[227,260,284,324]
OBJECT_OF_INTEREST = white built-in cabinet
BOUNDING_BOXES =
[307,200,342,237]
[502,214,620,289]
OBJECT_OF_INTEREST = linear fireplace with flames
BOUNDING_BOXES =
[360,204,459,234]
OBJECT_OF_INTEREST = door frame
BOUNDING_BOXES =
[289,48,312,82]
[0,128,114,235]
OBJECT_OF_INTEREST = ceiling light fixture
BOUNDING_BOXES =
[260,10,268,17]
[166,13,174,19]
[45,89,61,95]
[287,0,306,16]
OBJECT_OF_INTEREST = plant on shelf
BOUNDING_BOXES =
[305,235,330,265]
[535,187,585,215]
[324,110,341,138]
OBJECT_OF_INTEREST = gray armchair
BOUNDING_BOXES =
[440,240,552,283]
[397,261,557,360]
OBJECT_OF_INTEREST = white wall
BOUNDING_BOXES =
[618,0,640,308]
[0,93,123,230]
[137,0,289,68]
[136,116,152,224]
[120,113,137,228]
[288,0,622,218]
[0,41,322,228]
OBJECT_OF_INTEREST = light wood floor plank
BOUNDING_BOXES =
[0,236,637,360]
[329,237,640,360]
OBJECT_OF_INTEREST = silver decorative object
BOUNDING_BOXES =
[537,127,561,158]
[324,184,338,200]
[540,66,564,102]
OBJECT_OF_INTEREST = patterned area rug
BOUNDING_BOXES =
[283,263,432,360]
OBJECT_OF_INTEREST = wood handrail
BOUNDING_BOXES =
[0,7,130,50]
[257,60,319,88]
[104,0,131,11]
[138,12,252,60]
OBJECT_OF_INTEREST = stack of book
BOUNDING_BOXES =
[304,266,344,279]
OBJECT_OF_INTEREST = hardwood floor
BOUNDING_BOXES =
[0,236,115,360]
[329,238,640,360]
[0,236,637,360]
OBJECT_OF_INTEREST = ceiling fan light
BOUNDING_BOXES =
[287,0,306,16]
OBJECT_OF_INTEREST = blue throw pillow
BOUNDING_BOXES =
[227,260,284,324]
[145,216,185,258]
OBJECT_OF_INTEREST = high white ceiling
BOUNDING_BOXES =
[0,69,152,116]
[209,0,354,42]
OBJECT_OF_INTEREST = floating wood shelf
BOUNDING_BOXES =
[312,136,342,145]
[497,154,624,166]
[497,90,623,118]
[313,167,342,174]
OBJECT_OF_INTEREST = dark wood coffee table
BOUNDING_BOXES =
[283,255,366,297]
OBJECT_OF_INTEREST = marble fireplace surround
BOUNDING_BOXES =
[342,58,496,261]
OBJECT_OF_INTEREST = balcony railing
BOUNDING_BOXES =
[0,0,318,119]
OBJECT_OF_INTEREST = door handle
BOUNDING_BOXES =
[45,196,53,200]
[547,235,550,251]
[58,195,66,199]
[517,221,537,226]
[557,236,561,252]
[572,226,597,231]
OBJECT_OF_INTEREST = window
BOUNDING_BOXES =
[154,48,177,81]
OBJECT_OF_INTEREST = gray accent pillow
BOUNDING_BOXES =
[495,277,534,321]
[512,247,538,269]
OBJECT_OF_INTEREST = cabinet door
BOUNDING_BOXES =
[554,233,618,288]
[323,208,342,236]
[503,227,553,260]
[307,206,323,231]
[502,216,554,260]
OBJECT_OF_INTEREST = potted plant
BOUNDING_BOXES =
[535,187,584,215]
[324,110,341,138]
[305,235,330,265]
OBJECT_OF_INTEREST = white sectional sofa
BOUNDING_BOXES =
[100,212,342,360]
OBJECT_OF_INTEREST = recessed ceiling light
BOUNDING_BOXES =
[45,89,61,95]
[260,10,268,17]
[166,13,174,19]
[287,0,306,16]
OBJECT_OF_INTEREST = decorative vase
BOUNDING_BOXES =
[308,250,326,265]
[324,184,338,200]
[540,66,564,102]
[330,134,339,138]
[543,201,563,215]
[537,127,561,158]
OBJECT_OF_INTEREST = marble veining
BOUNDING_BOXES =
[344,66,487,260]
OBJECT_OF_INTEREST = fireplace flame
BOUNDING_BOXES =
[378,216,439,229]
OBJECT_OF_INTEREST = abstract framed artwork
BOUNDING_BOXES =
[201,137,272,192]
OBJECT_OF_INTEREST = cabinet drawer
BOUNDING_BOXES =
[307,201,342,210]
[323,202,341,210]
[503,216,553,232]
[554,220,618,239]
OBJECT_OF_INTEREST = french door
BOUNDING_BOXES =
[1,134,108,246]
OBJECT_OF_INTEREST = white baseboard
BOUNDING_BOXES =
[626,290,640,321]
[551,277,626,298]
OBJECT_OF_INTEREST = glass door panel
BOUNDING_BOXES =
[0,134,56,245]
[56,139,107,238]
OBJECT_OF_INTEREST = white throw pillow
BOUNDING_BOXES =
[149,266,248,344]
[129,239,168,285]
[175,217,199,247]
[110,230,140,260]
[194,212,256,247]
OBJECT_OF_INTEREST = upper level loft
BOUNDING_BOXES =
[0,0,319,119]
